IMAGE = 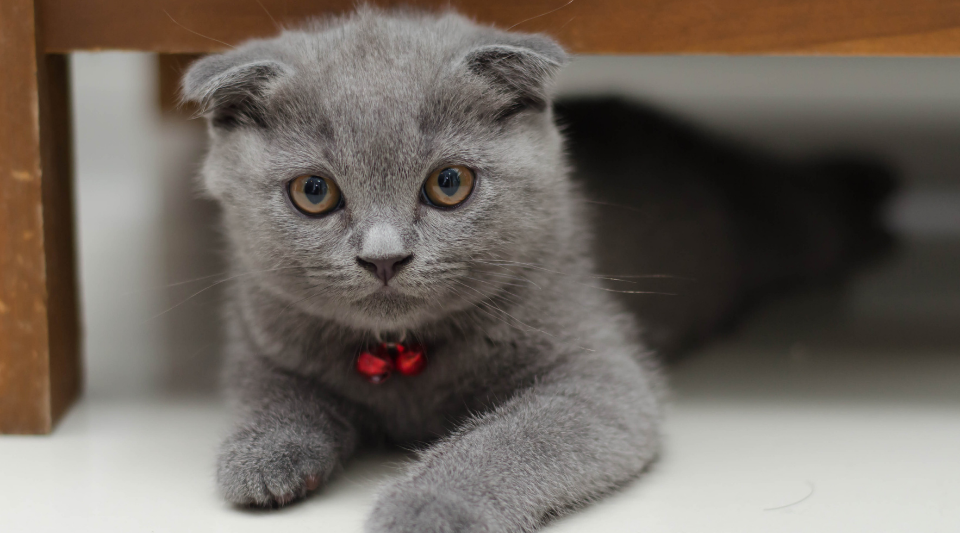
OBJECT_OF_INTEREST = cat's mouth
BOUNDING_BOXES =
[358,283,416,304]
[372,284,400,295]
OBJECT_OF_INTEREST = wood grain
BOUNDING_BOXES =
[36,0,960,55]
[0,0,81,434]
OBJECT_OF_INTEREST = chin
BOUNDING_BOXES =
[347,291,431,331]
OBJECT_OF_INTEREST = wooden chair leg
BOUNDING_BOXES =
[1,0,81,434]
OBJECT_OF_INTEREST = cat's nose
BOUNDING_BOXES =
[357,254,413,284]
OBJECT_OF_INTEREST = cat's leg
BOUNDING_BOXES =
[217,354,359,507]
[366,352,661,533]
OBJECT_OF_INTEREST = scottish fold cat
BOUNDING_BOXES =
[182,7,891,532]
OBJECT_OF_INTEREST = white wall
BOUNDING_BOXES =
[74,53,165,398]
[71,53,960,398]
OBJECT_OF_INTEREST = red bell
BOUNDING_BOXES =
[394,343,427,376]
[357,342,427,383]
[356,349,393,384]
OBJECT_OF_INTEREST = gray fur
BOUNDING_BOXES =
[184,7,663,531]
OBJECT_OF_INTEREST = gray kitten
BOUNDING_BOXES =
[182,6,890,532]
[184,8,662,531]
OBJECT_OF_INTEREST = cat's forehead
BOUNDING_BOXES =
[259,15,477,137]
[253,15,491,175]
[279,14,475,93]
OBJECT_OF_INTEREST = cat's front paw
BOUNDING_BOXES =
[365,484,501,533]
[217,422,337,507]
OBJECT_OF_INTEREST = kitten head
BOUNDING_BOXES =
[183,8,571,333]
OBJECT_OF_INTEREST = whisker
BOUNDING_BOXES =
[478,259,694,285]
[507,0,578,30]
[594,273,696,281]
[476,259,644,285]
[144,265,310,322]
[127,265,310,295]
[253,0,283,32]
[279,289,327,315]
[163,9,237,50]
[451,280,594,352]
[448,285,523,333]
[459,280,527,307]
[557,15,578,31]
[446,288,509,343]
[582,199,643,214]
[461,275,535,290]
[473,259,679,296]
[476,298,596,353]
[581,287,676,296]
[470,269,544,290]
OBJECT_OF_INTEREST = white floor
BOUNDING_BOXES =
[3,324,960,532]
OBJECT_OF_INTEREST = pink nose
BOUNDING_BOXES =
[357,254,412,284]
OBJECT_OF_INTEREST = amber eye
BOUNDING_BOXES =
[289,175,342,215]
[422,166,475,208]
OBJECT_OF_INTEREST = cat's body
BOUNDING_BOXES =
[183,8,891,532]
[559,98,893,355]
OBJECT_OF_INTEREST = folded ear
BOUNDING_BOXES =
[462,35,567,119]
[181,54,293,129]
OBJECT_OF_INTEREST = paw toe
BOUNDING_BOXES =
[366,487,493,533]
[217,431,333,508]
